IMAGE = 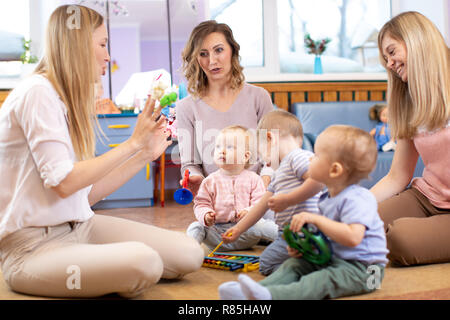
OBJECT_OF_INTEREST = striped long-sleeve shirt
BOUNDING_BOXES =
[267,148,320,229]
[193,169,266,226]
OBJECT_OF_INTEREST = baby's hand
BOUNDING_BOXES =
[236,210,248,221]
[290,212,316,233]
[204,212,216,227]
[287,245,303,258]
[268,194,290,212]
[222,226,240,243]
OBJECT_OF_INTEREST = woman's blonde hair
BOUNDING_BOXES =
[181,20,244,98]
[378,11,450,139]
[34,5,103,160]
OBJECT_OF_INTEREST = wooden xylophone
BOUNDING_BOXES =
[202,252,260,272]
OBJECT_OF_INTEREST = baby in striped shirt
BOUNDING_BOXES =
[186,125,279,251]
[222,110,324,275]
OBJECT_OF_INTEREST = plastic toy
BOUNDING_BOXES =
[173,169,193,205]
[207,232,232,257]
[160,92,177,108]
[283,223,332,265]
[203,253,260,272]
[149,75,168,101]
[369,104,396,152]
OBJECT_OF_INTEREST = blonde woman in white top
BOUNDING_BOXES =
[0,5,203,298]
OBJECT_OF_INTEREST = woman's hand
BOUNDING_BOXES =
[180,175,204,197]
[131,97,171,161]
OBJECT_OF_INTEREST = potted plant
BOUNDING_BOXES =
[20,38,39,78]
[304,33,331,74]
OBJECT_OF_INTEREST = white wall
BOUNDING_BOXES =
[392,0,449,46]
[29,0,63,58]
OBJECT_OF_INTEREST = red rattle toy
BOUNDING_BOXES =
[174,169,193,205]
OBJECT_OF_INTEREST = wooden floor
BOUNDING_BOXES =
[1,198,450,300]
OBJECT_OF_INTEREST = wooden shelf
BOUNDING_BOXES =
[250,81,387,111]
[0,90,10,108]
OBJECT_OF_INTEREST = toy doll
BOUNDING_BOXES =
[369,104,396,152]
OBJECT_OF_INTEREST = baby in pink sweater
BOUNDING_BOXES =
[186,126,278,251]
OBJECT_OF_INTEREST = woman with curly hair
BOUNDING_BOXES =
[177,20,274,195]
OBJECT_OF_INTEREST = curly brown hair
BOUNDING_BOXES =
[181,20,245,98]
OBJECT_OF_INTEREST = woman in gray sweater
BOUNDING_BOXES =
[177,20,273,195]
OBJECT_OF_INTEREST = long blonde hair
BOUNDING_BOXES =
[35,5,103,160]
[181,20,244,98]
[378,11,450,139]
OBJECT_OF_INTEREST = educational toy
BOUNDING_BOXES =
[283,223,332,265]
[174,169,193,205]
[203,253,260,272]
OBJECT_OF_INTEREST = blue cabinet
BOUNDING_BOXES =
[91,114,154,209]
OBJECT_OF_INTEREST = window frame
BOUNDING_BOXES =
[244,0,393,82]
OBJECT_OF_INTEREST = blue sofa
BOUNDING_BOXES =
[293,101,425,188]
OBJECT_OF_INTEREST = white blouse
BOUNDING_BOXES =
[0,74,94,241]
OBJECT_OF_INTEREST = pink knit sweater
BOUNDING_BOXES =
[412,123,450,208]
[193,169,266,226]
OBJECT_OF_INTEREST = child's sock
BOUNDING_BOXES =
[218,281,247,300]
[238,274,272,300]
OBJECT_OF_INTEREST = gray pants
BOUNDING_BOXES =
[259,231,290,276]
[260,256,385,300]
[187,219,278,251]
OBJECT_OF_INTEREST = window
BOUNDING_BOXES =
[0,0,30,76]
[209,0,391,78]
[208,0,264,67]
[277,0,391,74]
[0,0,29,39]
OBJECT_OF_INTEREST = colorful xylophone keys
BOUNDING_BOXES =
[202,252,260,272]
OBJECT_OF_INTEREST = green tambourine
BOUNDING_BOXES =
[283,224,332,265]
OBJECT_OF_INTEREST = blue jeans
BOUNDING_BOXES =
[259,230,291,276]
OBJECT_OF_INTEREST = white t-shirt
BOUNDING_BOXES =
[0,74,94,241]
